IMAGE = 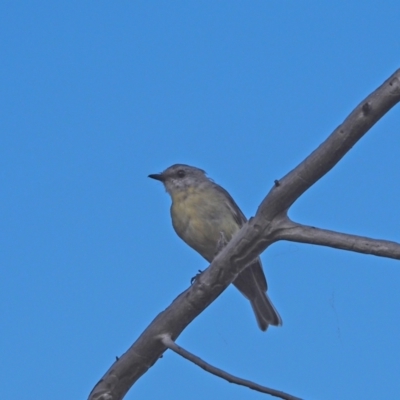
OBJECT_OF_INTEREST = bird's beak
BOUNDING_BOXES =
[148,173,165,182]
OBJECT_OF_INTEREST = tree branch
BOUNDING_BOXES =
[257,69,400,221]
[276,218,400,259]
[160,334,302,400]
[88,69,400,400]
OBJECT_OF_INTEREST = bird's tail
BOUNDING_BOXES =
[250,291,282,331]
[233,258,282,331]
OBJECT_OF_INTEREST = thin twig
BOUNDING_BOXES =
[160,334,302,400]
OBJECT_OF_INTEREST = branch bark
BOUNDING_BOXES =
[88,69,400,400]
[276,218,400,259]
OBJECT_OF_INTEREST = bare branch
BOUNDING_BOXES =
[159,334,302,400]
[276,218,400,259]
[88,70,400,400]
[257,69,400,220]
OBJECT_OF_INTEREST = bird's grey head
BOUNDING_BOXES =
[148,164,209,195]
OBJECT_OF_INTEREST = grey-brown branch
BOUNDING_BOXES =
[88,69,400,400]
[160,334,302,400]
[276,218,400,259]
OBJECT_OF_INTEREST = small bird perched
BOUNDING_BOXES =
[149,164,282,331]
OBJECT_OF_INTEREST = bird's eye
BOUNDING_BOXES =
[177,170,185,178]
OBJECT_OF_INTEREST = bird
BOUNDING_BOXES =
[149,164,281,331]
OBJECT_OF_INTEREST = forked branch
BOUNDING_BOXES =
[88,69,400,400]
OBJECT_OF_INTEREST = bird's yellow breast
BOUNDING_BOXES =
[170,186,239,261]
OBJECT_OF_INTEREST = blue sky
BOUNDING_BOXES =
[1,2,400,400]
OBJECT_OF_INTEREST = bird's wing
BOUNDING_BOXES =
[212,182,247,227]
